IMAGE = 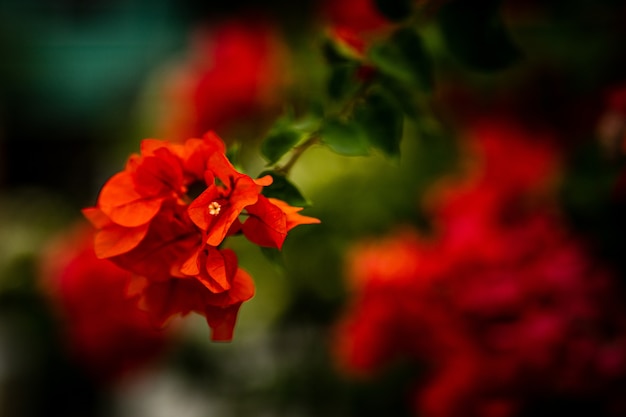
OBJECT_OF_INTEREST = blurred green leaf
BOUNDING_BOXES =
[320,118,370,156]
[377,75,420,119]
[354,89,404,158]
[261,128,303,166]
[373,0,413,22]
[369,27,433,91]
[437,0,521,71]
[327,63,361,101]
[260,171,311,207]
[260,246,286,271]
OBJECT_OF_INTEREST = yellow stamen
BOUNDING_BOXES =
[208,201,221,216]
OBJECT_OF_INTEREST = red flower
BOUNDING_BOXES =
[187,151,273,247]
[322,0,391,38]
[84,131,319,340]
[97,143,187,228]
[38,223,170,383]
[129,255,255,342]
[154,18,288,141]
[334,119,626,417]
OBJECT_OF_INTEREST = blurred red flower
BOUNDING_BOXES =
[39,223,170,383]
[321,0,392,54]
[84,131,318,341]
[154,17,288,141]
[334,119,626,417]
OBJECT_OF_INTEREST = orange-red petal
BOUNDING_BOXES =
[241,195,288,248]
[98,171,164,227]
[268,197,321,229]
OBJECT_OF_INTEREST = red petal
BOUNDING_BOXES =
[204,303,243,341]
[180,133,226,180]
[188,185,221,231]
[202,248,236,292]
[254,174,273,186]
[112,205,200,282]
[93,222,150,259]
[180,247,202,276]
[268,198,321,229]
[98,172,164,227]
[133,151,184,197]
[242,195,287,248]
[82,207,110,229]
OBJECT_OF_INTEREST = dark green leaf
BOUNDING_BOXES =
[373,0,413,22]
[260,171,311,207]
[377,75,419,119]
[260,246,286,271]
[369,27,433,91]
[320,118,370,156]
[261,128,302,165]
[354,89,404,158]
[437,0,521,71]
[327,63,360,101]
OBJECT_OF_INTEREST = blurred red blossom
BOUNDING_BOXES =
[334,119,626,417]
[38,223,170,383]
[83,131,319,341]
[321,0,392,54]
[153,17,289,141]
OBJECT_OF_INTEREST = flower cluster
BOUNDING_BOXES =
[334,120,626,417]
[83,132,319,341]
[39,223,170,383]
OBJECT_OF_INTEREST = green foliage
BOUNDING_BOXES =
[262,128,303,166]
[261,110,307,165]
[369,27,433,92]
[260,246,286,271]
[353,88,404,158]
[327,63,361,101]
[437,0,522,71]
[320,117,370,156]
[260,171,312,207]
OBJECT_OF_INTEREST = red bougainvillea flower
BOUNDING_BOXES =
[38,223,170,383]
[128,264,255,341]
[188,151,319,249]
[334,119,626,417]
[152,17,288,141]
[84,131,319,341]
[319,0,394,59]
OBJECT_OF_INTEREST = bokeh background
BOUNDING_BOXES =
[1,0,626,416]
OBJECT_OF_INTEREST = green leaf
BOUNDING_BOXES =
[327,63,360,101]
[260,171,311,207]
[373,0,413,22]
[437,0,521,71]
[320,118,370,156]
[261,128,302,166]
[354,89,404,158]
[260,246,286,272]
[377,75,420,119]
[369,27,433,92]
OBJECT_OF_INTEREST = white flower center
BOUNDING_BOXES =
[208,201,221,216]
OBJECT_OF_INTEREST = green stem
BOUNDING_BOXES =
[275,133,321,176]
[273,79,374,176]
